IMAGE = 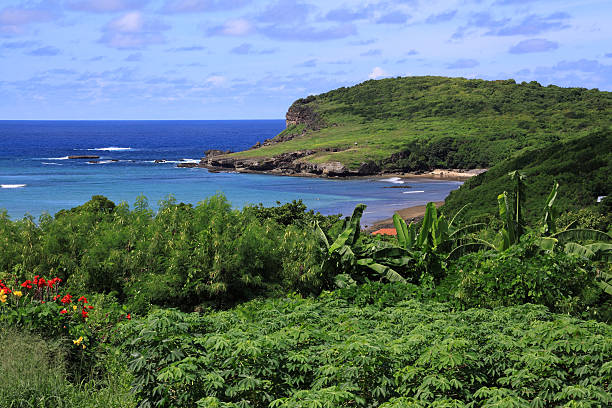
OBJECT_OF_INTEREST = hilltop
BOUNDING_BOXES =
[194,76,611,178]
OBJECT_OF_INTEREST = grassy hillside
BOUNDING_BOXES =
[443,129,612,223]
[232,76,612,171]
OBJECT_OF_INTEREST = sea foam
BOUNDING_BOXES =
[380,177,404,184]
[1,184,26,189]
[402,191,425,194]
[87,147,132,151]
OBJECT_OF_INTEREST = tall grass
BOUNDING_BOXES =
[0,329,135,408]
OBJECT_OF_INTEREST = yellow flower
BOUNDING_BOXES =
[73,336,83,346]
[72,305,77,311]
[13,291,22,297]
[82,344,86,349]
[0,289,6,303]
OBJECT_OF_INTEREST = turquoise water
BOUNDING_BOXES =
[0,121,462,226]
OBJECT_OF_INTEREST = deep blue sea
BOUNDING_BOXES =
[0,121,462,226]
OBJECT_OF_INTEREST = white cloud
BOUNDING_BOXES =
[109,12,144,33]
[100,12,169,49]
[206,75,226,86]
[220,19,252,36]
[368,66,387,79]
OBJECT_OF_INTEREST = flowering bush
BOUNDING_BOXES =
[0,275,128,352]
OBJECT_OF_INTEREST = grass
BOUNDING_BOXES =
[0,328,136,408]
[226,76,611,171]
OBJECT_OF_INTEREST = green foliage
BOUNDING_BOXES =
[246,199,340,229]
[0,194,330,312]
[444,129,612,224]
[451,233,609,319]
[0,328,136,408]
[121,284,612,407]
[232,76,611,175]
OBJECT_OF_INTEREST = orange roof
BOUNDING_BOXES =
[372,228,397,236]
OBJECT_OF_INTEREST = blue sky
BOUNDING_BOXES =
[1,0,611,119]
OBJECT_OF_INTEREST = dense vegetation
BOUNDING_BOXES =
[228,76,612,221]
[233,76,611,170]
[443,129,612,223]
[1,180,610,407]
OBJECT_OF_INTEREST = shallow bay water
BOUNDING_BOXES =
[0,120,462,225]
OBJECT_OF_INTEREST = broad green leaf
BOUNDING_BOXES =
[356,258,406,283]
[552,229,611,244]
[536,237,557,251]
[329,204,366,254]
[393,213,408,248]
[447,242,495,260]
[541,181,559,235]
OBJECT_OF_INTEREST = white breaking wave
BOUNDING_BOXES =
[42,162,63,165]
[1,184,26,189]
[86,160,115,165]
[380,177,404,184]
[86,147,132,151]
[403,190,425,194]
[150,159,200,164]
[44,156,70,160]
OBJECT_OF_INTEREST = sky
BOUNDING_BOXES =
[1,0,611,119]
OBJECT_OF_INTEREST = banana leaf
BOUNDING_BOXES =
[552,229,612,244]
[356,258,406,283]
[328,204,366,254]
[447,242,495,260]
[498,192,516,245]
[536,237,557,251]
[449,203,470,229]
[393,213,409,248]
[596,271,612,296]
[541,181,559,235]
[417,202,436,248]
[564,242,595,259]
[314,222,329,249]
[449,223,486,239]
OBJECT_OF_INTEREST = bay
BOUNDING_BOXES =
[0,120,462,225]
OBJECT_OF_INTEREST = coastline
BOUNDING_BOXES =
[177,163,485,229]
[365,201,445,231]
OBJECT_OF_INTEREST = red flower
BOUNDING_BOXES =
[126,313,131,320]
[61,294,72,304]
[78,296,88,303]
[33,275,39,285]
[53,295,60,301]
[37,278,46,288]
[21,280,33,289]
[81,309,88,318]
[87,305,94,309]
[60,309,67,314]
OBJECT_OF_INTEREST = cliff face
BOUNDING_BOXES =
[285,96,322,129]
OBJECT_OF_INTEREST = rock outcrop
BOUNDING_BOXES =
[185,150,381,177]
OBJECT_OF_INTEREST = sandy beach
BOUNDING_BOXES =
[366,201,444,231]
[364,168,487,231]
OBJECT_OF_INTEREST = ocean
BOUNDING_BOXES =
[0,120,462,226]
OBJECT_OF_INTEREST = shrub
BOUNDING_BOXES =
[451,234,606,318]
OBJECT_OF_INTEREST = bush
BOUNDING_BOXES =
[451,234,607,318]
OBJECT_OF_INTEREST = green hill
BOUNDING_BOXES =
[229,76,611,171]
[442,129,612,223]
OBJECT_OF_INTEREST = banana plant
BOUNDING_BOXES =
[315,204,407,285]
[393,203,488,260]
[477,174,611,254]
